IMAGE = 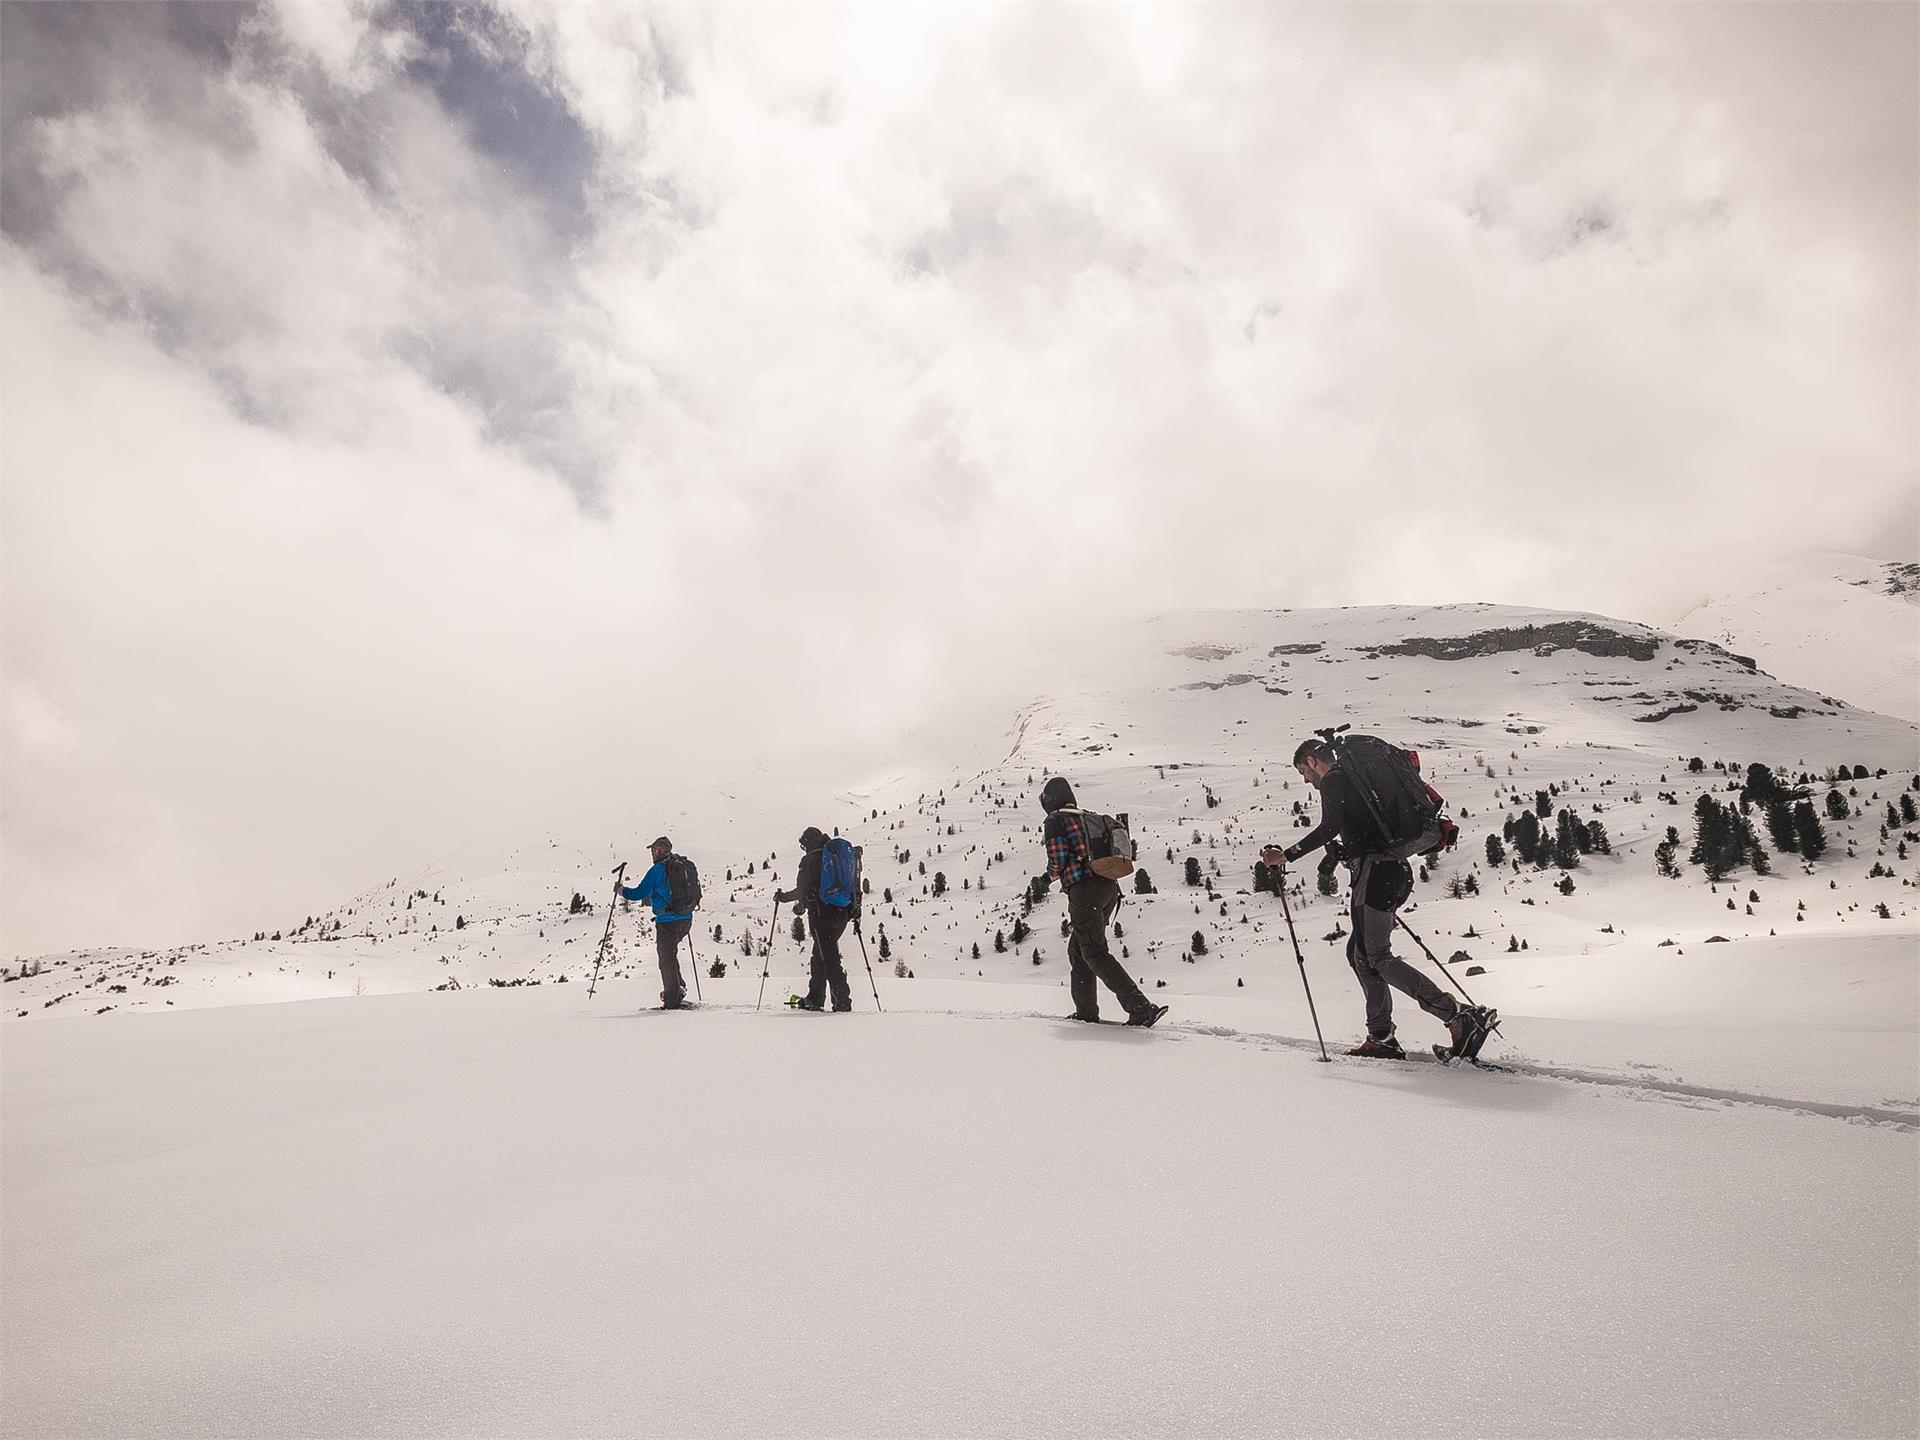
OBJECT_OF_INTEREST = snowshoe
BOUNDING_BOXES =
[1127,1003,1170,1028]
[787,995,823,1011]
[1444,1005,1497,1060]
[1346,1035,1406,1059]
[1433,1043,1512,1073]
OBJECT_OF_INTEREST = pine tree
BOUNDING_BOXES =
[1793,800,1828,860]
[1553,810,1583,868]
[1764,801,1801,854]
[1585,821,1611,855]
[1184,857,1202,886]
[1823,789,1849,820]
[993,930,1006,954]
[1535,790,1552,819]
[1010,917,1030,945]
[931,872,947,897]
[1133,869,1154,894]
[1690,796,1739,881]
[1654,825,1681,878]
[1485,834,1506,867]
[1741,763,1781,809]
[1513,810,1542,865]
[1191,930,1208,956]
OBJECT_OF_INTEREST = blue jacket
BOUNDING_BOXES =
[619,862,691,923]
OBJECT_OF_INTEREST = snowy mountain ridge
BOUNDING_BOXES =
[10,601,1914,1087]
[1664,551,1920,722]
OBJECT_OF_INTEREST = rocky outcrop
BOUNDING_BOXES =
[1370,621,1661,663]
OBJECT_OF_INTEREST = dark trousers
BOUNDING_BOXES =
[1066,874,1150,1021]
[1346,863,1455,1040]
[806,905,853,1011]
[655,919,690,1006]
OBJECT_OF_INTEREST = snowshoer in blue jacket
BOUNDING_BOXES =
[773,826,858,1011]
[619,836,693,1009]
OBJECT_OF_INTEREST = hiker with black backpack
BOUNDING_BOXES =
[773,827,861,1012]
[1260,735,1492,1060]
[618,836,702,1010]
[1037,777,1167,1027]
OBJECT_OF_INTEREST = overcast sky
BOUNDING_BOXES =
[3,1,1914,956]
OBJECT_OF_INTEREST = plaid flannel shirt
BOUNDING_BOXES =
[1044,810,1093,890]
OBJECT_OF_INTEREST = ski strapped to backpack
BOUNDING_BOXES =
[818,836,861,907]
[1314,725,1459,859]
[1079,810,1136,880]
[664,854,702,914]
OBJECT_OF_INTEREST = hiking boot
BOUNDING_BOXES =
[1446,1006,1493,1059]
[1346,1035,1406,1059]
[1065,1012,1103,1023]
[1127,1003,1169,1028]
[788,996,823,1011]
[830,1004,852,1013]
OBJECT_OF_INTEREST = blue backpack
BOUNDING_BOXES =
[818,837,860,907]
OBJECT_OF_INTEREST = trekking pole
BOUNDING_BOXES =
[588,861,627,1000]
[756,900,780,1011]
[687,927,703,1004]
[853,917,882,1013]
[1276,874,1332,1063]
[1394,915,1505,1041]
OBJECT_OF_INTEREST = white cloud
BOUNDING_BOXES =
[1,0,1913,953]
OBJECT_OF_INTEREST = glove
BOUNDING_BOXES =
[1259,846,1288,869]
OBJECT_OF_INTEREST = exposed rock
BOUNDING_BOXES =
[1370,621,1661,663]
[1180,674,1260,691]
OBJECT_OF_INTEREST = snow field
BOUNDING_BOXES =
[3,983,1915,1439]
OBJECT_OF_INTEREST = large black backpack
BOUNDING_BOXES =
[1324,730,1451,859]
[664,854,702,913]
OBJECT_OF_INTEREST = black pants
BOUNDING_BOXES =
[1066,875,1151,1021]
[1346,859,1455,1040]
[655,919,690,1006]
[806,905,853,1011]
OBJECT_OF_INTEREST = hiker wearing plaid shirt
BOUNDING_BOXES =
[1037,776,1167,1027]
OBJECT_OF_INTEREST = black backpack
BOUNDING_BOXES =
[1323,730,1450,859]
[664,854,702,913]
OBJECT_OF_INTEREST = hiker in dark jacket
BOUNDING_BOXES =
[619,835,693,1009]
[1262,739,1486,1058]
[774,826,857,1012]
[1038,777,1166,1027]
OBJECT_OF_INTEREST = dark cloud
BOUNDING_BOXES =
[379,0,597,243]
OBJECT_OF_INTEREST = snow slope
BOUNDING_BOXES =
[5,602,1917,1437]
[1666,552,1920,722]
[4,984,1914,1440]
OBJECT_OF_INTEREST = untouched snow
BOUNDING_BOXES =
[4,980,1915,1440]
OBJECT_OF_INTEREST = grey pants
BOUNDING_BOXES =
[1347,864,1456,1041]
[1066,874,1151,1022]
[805,905,853,1011]
[655,919,690,1006]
